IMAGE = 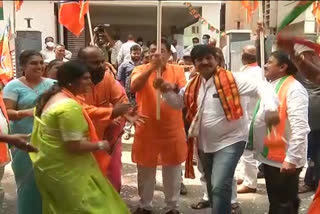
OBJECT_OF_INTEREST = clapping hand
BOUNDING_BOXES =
[123,106,148,126]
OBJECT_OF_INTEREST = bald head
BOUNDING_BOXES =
[128,34,134,41]
[243,45,257,56]
[241,45,257,65]
[78,46,104,60]
[77,46,106,84]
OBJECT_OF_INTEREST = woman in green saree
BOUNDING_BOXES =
[30,60,130,214]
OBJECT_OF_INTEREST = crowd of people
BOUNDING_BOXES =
[0,22,320,214]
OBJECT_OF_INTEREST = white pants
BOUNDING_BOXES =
[137,165,181,212]
[238,150,258,189]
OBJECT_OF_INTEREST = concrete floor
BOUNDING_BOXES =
[1,138,315,214]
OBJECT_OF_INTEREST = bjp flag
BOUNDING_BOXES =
[59,0,89,36]
[0,19,14,83]
[15,0,23,12]
[241,0,258,23]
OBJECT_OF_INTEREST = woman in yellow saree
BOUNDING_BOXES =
[29,60,130,214]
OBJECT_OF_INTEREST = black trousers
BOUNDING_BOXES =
[263,164,302,214]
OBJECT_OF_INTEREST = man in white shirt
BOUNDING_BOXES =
[40,37,72,61]
[236,45,263,194]
[251,50,309,214]
[154,45,280,214]
[117,34,138,65]
[40,37,55,61]
[183,37,199,56]
[44,44,69,64]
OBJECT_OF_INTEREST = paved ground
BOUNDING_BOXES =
[1,137,315,214]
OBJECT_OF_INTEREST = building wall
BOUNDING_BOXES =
[1,1,56,49]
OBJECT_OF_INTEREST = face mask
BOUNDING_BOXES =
[202,39,209,45]
[46,42,55,48]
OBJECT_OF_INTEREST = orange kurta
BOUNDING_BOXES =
[79,70,128,140]
[131,63,187,167]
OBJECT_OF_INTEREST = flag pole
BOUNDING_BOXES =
[258,1,265,78]
[12,1,16,34]
[156,0,162,120]
[86,11,94,45]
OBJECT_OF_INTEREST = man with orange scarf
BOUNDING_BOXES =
[154,45,280,214]
[77,46,132,192]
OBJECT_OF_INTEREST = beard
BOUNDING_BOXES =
[89,67,105,85]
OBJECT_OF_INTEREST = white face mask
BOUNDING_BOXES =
[46,42,55,48]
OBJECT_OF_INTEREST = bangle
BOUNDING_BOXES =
[16,111,20,119]
[97,141,105,150]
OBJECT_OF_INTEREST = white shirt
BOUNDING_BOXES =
[175,45,184,59]
[40,48,55,60]
[253,78,310,168]
[41,48,72,60]
[239,64,263,122]
[44,57,69,64]
[111,40,123,65]
[117,40,138,65]
[0,109,8,135]
[163,72,278,153]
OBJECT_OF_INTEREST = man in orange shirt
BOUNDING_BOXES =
[77,46,132,192]
[131,39,187,214]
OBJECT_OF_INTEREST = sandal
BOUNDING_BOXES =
[231,203,242,214]
[191,200,210,209]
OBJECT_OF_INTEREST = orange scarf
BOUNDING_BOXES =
[61,88,110,176]
[0,93,10,166]
[184,67,243,178]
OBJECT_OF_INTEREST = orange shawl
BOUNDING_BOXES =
[184,67,243,178]
[0,93,10,166]
[61,88,110,176]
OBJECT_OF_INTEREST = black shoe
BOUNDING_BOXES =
[180,183,188,195]
[133,208,152,214]
[191,200,210,209]
[165,209,180,214]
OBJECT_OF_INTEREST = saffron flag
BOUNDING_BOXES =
[59,0,89,36]
[0,1,4,20]
[15,0,23,12]
[278,1,313,31]
[0,18,14,84]
[313,1,320,24]
[241,0,258,23]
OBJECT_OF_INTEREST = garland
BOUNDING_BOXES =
[184,2,219,33]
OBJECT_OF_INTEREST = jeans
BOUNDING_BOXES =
[264,164,302,214]
[198,141,246,214]
[304,130,320,189]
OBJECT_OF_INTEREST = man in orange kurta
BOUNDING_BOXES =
[130,40,187,214]
[78,46,130,192]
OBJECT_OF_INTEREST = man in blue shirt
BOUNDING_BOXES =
[117,44,142,139]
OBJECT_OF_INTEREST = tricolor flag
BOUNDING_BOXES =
[15,0,23,12]
[0,18,14,84]
[241,0,258,23]
[59,0,89,36]
[278,1,313,31]
[0,0,4,20]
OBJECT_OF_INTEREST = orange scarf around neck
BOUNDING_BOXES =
[184,67,243,178]
[61,88,110,176]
